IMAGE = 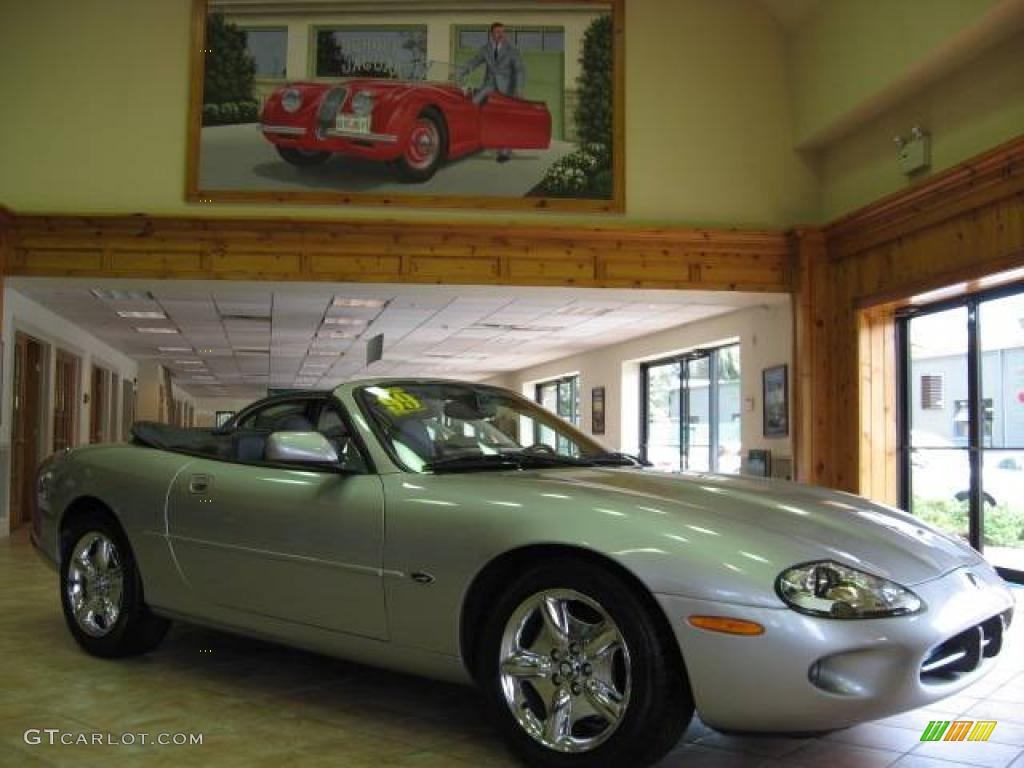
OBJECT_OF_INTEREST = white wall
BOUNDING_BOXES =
[1,288,139,534]
[487,299,793,464]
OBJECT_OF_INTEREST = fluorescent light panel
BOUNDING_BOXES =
[333,297,387,308]
[136,327,179,334]
[117,310,167,320]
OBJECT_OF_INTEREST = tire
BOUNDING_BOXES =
[395,109,447,183]
[477,559,693,768]
[275,146,331,167]
[60,510,170,658]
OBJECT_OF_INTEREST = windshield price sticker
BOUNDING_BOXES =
[378,388,427,416]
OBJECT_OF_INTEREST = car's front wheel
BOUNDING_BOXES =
[395,109,446,182]
[275,146,332,167]
[60,511,170,658]
[479,560,693,767]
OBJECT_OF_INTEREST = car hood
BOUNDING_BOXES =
[518,467,984,588]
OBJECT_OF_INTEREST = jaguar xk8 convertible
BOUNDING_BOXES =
[259,79,551,182]
[33,379,1014,767]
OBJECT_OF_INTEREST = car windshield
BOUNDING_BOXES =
[356,381,623,473]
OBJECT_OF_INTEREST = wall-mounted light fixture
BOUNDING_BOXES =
[893,126,930,176]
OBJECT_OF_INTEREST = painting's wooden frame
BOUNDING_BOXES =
[185,0,625,213]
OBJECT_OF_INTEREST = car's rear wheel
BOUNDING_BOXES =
[395,109,446,182]
[276,146,331,167]
[60,511,170,658]
[478,560,693,767]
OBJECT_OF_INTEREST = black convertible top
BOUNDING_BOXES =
[130,421,226,456]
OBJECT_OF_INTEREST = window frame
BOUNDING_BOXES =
[309,24,429,81]
[896,279,1024,583]
[239,25,289,81]
[639,342,741,473]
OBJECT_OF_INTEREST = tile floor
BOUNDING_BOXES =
[1,528,1022,768]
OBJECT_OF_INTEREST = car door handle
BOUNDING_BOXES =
[189,475,212,494]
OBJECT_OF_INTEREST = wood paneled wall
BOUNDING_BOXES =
[795,134,1024,499]
[2,134,1021,500]
[0,214,791,293]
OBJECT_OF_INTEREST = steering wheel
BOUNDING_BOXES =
[522,443,556,455]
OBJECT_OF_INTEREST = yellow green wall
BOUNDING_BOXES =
[790,0,1003,147]
[0,0,816,228]
[818,30,1024,221]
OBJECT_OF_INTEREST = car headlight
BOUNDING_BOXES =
[351,90,374,116]
[280,88,302,113]
[775,561,923,619]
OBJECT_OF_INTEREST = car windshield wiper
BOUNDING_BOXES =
[424,452,588,474]
[583,451,650,467]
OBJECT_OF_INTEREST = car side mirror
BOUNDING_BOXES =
[265,431,339,466]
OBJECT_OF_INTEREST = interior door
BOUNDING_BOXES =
[53,350,80,452]
[166,459,387,639]
[10,335,44,529]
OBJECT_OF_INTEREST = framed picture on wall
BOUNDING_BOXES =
[762,364,788,438]
[591,386,606,435]
[186,0,625,213]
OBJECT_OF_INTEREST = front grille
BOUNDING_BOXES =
[316,87,348,139]
[920,612,1008,682]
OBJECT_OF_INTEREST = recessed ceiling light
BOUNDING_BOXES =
[117,310,167,320]
[318,330,357,339]
[175,360,205,366]
[91,289,154,302]
[191,375,217,382]
[424,353,489,360]
[308,349,342,357]
[333,297,387,309]
[158,346,192,353]
[136,327,179,334]
[323,316,366,326]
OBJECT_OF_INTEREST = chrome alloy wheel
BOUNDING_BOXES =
[498,588,632,753]
[66,532,124,638]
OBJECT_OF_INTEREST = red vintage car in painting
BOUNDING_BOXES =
[259,79,552,182]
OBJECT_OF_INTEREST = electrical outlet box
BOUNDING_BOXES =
[898,132,930,175]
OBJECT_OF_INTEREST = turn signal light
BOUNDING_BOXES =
[687,616,765,636]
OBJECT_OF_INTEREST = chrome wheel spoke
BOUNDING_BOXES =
[584,679,625,723]
[544,688,574,748]
[584,623,620,659]
[501,650,553,679]
[540,596,572,646]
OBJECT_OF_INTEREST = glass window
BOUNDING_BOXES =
[901,286,1024,579]
[459,29,488,49]
[243,28,287,78]
[238,401,311,430]
[357,382,611,474]
[542,30,565,51]
[515,30,544,51]
[315,27,428,80]
[642,344,741,474]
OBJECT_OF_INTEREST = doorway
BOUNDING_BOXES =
[899,283,1024,580]
[89,365,108,444]
[641,343,741,473]
[10,333,46,531]
[53,349,81,452]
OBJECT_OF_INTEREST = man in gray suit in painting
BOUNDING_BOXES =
[456,22,526,163]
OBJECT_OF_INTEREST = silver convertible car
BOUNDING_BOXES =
[33,379,1015,767]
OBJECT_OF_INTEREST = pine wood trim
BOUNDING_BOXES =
[826,133,1024,262]
[0,212,793,292]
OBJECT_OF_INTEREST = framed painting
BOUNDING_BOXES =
[186,0,625,212]
[591,385,605,435]
[762,364,789,438]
